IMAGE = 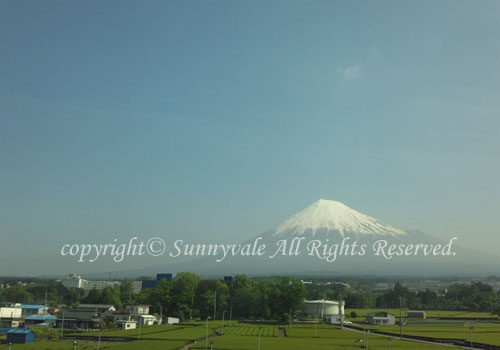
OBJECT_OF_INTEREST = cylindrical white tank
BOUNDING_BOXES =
[301,300,345,318]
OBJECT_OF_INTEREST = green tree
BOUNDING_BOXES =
[4,285,32,303]
[269,277,305,321]
[170,272,200,320]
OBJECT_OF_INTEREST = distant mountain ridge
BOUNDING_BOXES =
[75,199,500,278]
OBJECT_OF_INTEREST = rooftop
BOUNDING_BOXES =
[14,305,45,309]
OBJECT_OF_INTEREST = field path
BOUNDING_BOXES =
[278,327,287,337]
[181,333,218,349]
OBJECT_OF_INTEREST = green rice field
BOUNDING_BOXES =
[3,319,500,349]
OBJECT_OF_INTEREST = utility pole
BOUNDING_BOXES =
[229,307,233,326]
[213,290,217,320]
[340,296,344,329]
[314,315,317,337]
[399,297,403,339]
[470,326,474,349]
[222,310,226,335]
[190,294,194,321]
[258,327,263,350]
[205,316,211,350]
[61,312,65,338]
[138,320,142,341]
[289,308,292,328]
[97,328,102,350]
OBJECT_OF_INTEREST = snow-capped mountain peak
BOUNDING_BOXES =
[272,199,406,237]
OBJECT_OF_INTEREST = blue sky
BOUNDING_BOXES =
[1,0,499,275]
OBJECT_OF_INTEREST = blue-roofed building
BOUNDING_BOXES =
[14,305,46,317]
[24,315,56,328]
[6,329,35,344]
[156,273,176,281]
[141,273,177,290]
[224,276,236,282]
[141,280,157,289]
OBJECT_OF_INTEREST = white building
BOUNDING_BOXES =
[125,304,150,315]
[121,320,137,330]
[131,281,142,294]
[112,313,137,330]
[62,274,87,289]
[61,274,121,291]
[324,314,345,324]
[366,311,396,325]
[138,315,157,326]
[0,307,23,319]
[166,317,179,325]
[0,307,23,328]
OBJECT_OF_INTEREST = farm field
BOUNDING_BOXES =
[192,322,460,350]
[67,324,183,338]
[0,322,466,350]
[362,321,500,346]
[345,308,498,321]
[0,340,187,350]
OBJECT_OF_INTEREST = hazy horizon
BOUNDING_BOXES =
[1,1,499,275]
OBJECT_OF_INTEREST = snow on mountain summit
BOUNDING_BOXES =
[272,199,406,237]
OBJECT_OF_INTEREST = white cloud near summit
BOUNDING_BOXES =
[337,65,362,79]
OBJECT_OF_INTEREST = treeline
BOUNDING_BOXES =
[1,276,499,319]
[348,282,500,313]
[0,274,306,322]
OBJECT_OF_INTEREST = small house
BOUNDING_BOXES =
[56,309,101,329]
[125,304,150,316]
[365,312,396,326]
[324,314,345,324]
[14,305,46,317]
[121,321,137,330]
[407,310,426,319]
[24,315,56,328]
[166,317,179,325]
[138,314,157,326]
[78,304,116,314]
[7,329,35,344]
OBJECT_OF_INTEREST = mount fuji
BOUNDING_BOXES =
[268,199,406,238]
[112,199,499,278]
